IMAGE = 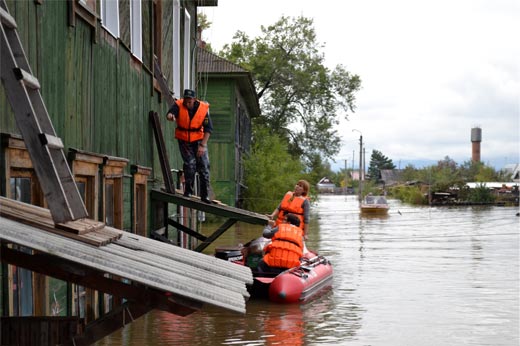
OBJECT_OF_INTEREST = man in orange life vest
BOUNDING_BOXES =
[166,89,213,203]
[258,213,305,274]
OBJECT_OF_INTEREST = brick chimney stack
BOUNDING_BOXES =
[471,127,482,162]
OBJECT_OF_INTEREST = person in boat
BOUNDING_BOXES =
[365,193,374,204]
[376,196,387,204]
[269,180,310,239]
[257,213,305,274]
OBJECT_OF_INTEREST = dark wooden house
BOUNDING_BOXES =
[0,0,267,344]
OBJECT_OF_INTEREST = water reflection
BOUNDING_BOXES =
[96,195,519,346]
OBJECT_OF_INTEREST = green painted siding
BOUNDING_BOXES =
[202,80,236,205]
[0,0,196,216]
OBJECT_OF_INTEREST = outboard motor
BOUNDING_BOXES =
[215,246,244,264]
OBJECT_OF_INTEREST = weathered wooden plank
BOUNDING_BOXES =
[56,218,105,235]
[1,246,200,315]
[0,197,121,246]
[0,218,249,313]
[115,232,253,284]
[106,240,249,297]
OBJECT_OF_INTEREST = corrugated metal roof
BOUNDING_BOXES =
[0,216,252,314]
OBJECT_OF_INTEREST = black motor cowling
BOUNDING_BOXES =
[215,246,243,264]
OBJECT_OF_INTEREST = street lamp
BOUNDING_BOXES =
[352,129,363,201]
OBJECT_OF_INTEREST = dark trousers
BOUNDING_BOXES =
[178,140,210,199]
[257,259,286,275]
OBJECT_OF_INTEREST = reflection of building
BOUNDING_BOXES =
[317,177,336,193]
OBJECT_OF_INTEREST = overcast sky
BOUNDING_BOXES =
[200,0,519,171]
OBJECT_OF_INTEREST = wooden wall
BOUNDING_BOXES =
[200,78,252,206]
[0,0,202,222]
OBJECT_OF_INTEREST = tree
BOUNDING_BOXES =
[367,150,395,182]
[220,16,361,164]
[242,126,305,213]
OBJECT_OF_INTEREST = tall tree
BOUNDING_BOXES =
[242,126,305,213]
[367,150,396,182]
[220,16,361,163]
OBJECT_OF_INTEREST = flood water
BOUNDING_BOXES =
[95,195,519,346]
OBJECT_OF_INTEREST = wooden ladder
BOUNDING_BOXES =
[0,0,88,224]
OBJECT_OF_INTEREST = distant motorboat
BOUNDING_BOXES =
[360,194,389,215]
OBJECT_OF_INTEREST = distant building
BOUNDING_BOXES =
[502,164,520,182]
[317,177,336,193]
[380,169,403,187]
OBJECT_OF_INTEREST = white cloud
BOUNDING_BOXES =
[201,0,520,170]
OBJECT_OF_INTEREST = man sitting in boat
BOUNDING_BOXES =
[376,196,387,204]
[257,213,305,274]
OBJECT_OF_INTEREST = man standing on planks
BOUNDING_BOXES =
[166,89,213,203]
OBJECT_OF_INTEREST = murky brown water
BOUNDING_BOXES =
[95,195,519,345]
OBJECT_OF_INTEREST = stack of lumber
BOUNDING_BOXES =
[0,196,121,246]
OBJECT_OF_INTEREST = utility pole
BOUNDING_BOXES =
[359,135,363,201]
[353,129,363,201]
[344,159,348,195]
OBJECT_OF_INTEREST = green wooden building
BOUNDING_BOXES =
[0,0,263,338]
[197,48,260,207]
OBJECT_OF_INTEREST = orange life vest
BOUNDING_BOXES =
[275,191,307,230]
[263,223,304,268]
[174,99,210,142]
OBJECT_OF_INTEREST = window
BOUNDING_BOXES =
[102,157,128,230]
[101,0,119,38]
[105,181,115,226]
[131,165,151,236]
[183,9,191,90]
[172,0,181,97]
[68,149,104,321]
[69,149,104,219]
[1,134,44,317]
[130,0,142,61]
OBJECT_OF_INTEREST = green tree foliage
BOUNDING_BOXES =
[390,185,427,204]
[400,164,419,183]
[367,149,395,182]
[242,126,305,213]
[468,183,495,203]
[219,16,361,164]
